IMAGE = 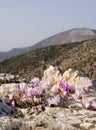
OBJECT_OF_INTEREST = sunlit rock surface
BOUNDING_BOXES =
[1,107,96,130]
[42,66,93,90]
[63,68,93,91]
[42,65,62,86]
[0,83,20,98]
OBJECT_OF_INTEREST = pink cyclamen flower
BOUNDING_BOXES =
[19,82,27,93]
[60,80,69,91]
[51,85,59,95]
[82,103,90,109]
[87,79,93,87]
[48,96,60,106]
[62,91,69,99]
[27,87,40,99]
[41,81,51,90]
[28,88,34,99]
[60,80,75,94]
[32,87,40,97]
[83,79,93,92]
[68,86,75,94]
[30,77,40,88]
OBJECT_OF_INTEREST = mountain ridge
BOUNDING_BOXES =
[0,28,96,60]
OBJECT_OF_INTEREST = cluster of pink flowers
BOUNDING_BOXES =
[9,77,96,110]
[18,78,77,107]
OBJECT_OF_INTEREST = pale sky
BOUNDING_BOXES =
[0,0,96,51]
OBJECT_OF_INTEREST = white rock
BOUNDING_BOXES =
[0,83,20,98]
[42,66,93,91]
[42,65,62,86]
[80,122,93,129]
[63,68,93,91]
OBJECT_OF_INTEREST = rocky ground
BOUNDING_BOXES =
[0,66,96,130]
[1,103,96,130]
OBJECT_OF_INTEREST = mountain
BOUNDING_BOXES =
[0,28,96,60]
[0,48,31,61]
[0,39,96,82]
[31,28,96,48]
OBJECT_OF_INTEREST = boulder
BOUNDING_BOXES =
[63,68,93,91]
[42,65,62,86]
[0,73,20,84]
[42,66,93,91]
[0,83,20,98]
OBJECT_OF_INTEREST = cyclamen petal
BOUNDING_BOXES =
[60,80,75,94]
[28,88,34,99]
[60,80,69,91]
[30,77,40,83]
[51,86,59,94]
[48,96,60,106]
[33,87,40,97]
[87,79,93,87]
[30,77,40,87]
[41,81,51,90]
[68,86,75,94]
[83,80,93,92]
[53,96,60,106]
[11,100,15,107]
[27,87,40,99]
[62,91,69,99]
[82,103,90,109]
[20,83,27,93]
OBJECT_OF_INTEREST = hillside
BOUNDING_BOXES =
[31,28,96,49]
[0,28,96,60]
[0,39,96,82]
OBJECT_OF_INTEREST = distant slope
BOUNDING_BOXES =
[0,28,96,60]
[31,28,96,49]
[0,39,96,82]
[0,48,31,61]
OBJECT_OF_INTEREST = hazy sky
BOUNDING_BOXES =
[0,0,96,51]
